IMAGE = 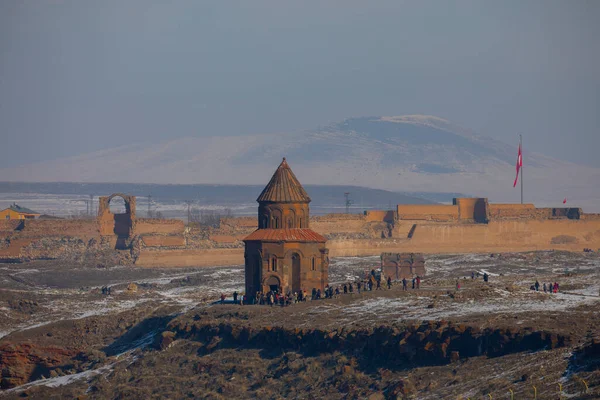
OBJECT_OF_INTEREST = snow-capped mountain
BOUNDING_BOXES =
[3,115,599,210]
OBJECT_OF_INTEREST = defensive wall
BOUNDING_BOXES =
[1,195,599,267]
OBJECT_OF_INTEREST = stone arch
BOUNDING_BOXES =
[97,194,136,248]
[263,274,281,293]
[284,248,306,259]
[106,193,132,214]
[271,208,283,229]
[287,209,296,228]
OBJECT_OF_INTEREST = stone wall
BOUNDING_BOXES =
[364,210,395,223]
[396,205,459,222]
[0,220,23,235]
[488,204,552,220]
[136,219,185,235]
[140,236,186,247]
[8,220,99,239]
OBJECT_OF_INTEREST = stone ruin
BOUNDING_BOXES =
[381,252,425,280]
[97,193,136,249]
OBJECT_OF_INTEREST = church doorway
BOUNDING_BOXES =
[265,275,281,293]
[291,253,301,292]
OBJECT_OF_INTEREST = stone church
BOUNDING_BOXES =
[244,158,328,296]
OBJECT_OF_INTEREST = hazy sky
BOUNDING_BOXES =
[1,0,599,169]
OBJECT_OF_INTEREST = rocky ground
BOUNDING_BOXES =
[0,251,599,399]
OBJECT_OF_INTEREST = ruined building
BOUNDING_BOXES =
[244,158,328,296]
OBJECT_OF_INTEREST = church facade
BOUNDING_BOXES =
[244,158,328,296]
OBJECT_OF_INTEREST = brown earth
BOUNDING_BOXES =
[0,251,599,399]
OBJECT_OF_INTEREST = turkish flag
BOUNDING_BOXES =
[563,198,567,204]
[513,144,522,187]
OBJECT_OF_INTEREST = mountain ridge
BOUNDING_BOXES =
[2,115,599,211]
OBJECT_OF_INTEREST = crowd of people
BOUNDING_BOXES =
[532,280,560,293]
[217,265,569,306]
[219,269,426,306]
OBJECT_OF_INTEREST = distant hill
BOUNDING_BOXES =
[2,115,598,211]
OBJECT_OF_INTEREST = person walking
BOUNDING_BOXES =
[357,281,362,293]
[412,277,415,289]
[387,276,392,290]
[220,293,226,304]
[456,281,461,290]
[483,273,489,283]
[376,278,382,290]
[543,283,547,293]
[535,280,540,291]
[402,277,407,291]
[416,276,421,289]
[233,291,238,304]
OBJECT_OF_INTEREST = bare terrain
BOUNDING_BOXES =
[1,251,599,399]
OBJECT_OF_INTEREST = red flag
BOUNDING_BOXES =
[513,143,522,187]
[563,198,567,204]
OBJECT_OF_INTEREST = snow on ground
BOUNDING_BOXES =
[340,291,600,321]
[2,363,115,394]
[1,252,598,338]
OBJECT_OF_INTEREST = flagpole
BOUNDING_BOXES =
[520,134,523,204]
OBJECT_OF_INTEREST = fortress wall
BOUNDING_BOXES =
[141,235,186,247]
[488,203,535,209]
[221,217,257,229]
[15,220,99,238]
[405,219,600,252]
[327,238,411,258]
[210,234,246,244]
[311,218,368,235]
[582,213,600,220]
[488,204,550,220]
[136,219,185,235]
[0,220,21,235]
[364,210,395,222]
[132,218,600,267]
[454,198,489,222]
[396,205,458,221]
[136,248,245,267]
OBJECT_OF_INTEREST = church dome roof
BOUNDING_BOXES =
[256,158,311,203]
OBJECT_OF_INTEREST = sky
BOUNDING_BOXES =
[1,0,599,169]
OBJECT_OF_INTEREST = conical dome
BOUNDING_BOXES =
[256,158,311,203]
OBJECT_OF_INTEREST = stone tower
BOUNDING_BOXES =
[244,158,328,296]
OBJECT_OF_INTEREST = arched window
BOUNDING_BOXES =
[311,257,316,271]
[272,256,278,272]
[287,218,293,228]
[262,216,268,229]
[274,217,279,229]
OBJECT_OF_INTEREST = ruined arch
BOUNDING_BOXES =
[97,193,136,248]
